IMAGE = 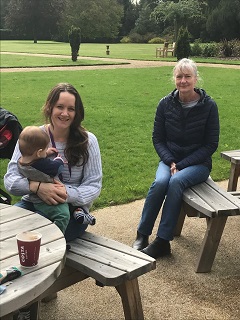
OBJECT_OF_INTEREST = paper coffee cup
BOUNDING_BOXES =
[16,231,42,267]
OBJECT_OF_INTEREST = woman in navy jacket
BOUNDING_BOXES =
[133,58,220,258]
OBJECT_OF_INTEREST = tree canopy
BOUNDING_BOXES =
[1,0,239,42]
[206,0,240,41]
[151,0,206,41]
[4,0,66,42]
[63,0,123,41]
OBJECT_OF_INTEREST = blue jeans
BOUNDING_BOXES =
[14,200,88,243]
[138,161,210,241]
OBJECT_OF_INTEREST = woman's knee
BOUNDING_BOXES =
[168,174,185,190]
[153,176,169,190]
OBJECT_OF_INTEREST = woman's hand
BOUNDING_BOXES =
[29,180,67,205]
[170,162,178,176]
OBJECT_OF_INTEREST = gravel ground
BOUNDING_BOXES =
[40,180,240,320]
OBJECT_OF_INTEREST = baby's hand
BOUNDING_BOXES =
[46,147,58,156]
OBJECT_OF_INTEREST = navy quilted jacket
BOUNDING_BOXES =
[152,88,219,171]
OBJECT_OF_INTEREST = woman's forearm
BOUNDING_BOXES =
[4,142,30,196]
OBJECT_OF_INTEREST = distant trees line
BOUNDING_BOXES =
[0,0,239,43]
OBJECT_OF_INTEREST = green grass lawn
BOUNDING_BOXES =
[0,52,127,68]
[1,40,240,64]
[1,66,239,209]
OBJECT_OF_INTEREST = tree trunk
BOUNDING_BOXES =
[71,51,78,61]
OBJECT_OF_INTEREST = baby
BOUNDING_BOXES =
[18,126,96,234]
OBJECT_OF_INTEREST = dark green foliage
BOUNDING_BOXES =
[218,39,240,58]
[191,39,203,57]
[231,39,240,58]
[117,0,138,37]
[148,37,165,44]
[4,0,65,42]
[206,0,240,41]
[202,43,219,57]
[68,26,81,62]
[219,39,233,57]
[175,27,191,60]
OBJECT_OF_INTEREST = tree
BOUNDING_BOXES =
[175,27,191,60]
[205,0,221,9]
[4,0,65,42]
[68,26,81,61]
[63,0,123,42]
[0,0,9,29]
[117,0,139,37]
[206,0,240,41]
[152,0,205,41]
[139,0,159,10]
[133,3,159,35]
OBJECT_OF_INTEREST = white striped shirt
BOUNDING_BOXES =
[4,129,102,212]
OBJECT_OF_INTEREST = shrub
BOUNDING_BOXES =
[148,37,165,44]
[219,39,233,57]
[128,32,143,43]
[68,26,81,62]
[202,43,218,57]
[141,33,157,43]
[218,39,240,58]
[231,39,240,58]
[120,36,131,43]
[175,27,191,60]
[190,40,202,57]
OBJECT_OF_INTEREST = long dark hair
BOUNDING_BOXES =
[42,83,89,166]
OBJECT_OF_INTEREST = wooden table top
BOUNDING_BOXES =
[221,150,240,164]
[0,203,66,317]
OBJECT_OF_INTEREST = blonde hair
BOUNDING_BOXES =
[173,58,199,79]
[19,126,50,156]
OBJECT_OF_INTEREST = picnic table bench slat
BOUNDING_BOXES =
[40,231,156,320]
[67,239,155,283]
[66,251,127,286]
[183,178,240,218]
[178,177,240,272]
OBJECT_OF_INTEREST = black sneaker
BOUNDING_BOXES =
[141,237,171,258]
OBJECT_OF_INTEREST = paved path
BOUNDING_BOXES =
[1,51,240,72]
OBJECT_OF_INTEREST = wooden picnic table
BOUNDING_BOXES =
[0,203,66,319]
[0,202,156,320]
[221,150,240,191]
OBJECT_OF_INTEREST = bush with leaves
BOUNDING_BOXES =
[148,37,165,44]
[190,39,202,57]
[128,32,143,43]
[120,36,131,43]
[175,27,191,60]
[219,39,233,57]
[202,43,218,57]
[231,39,240,58]
[68,26,81,62]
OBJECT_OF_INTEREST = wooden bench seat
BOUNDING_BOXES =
[39,232,156,320]
[175,177,240,273]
